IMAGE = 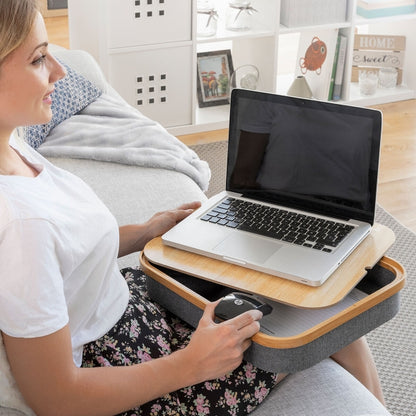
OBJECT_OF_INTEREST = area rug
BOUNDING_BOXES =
[190,140,416,416]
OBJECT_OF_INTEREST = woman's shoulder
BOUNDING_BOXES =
[0,190,53,236]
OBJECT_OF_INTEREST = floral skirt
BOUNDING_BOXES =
[82,267,279,416]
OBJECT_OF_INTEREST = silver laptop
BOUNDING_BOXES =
[163,89,382,286]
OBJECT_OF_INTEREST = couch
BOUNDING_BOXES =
[0,48,392,416]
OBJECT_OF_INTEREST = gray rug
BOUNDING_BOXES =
[190,140,416,416]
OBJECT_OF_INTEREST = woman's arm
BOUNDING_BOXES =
[118,201,201,258]
[3,301,261,416]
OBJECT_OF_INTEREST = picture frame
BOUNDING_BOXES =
[197,50,234,107]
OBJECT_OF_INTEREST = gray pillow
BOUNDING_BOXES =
[23,59,102,149]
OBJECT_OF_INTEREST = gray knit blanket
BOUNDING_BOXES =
[37,93,211,192]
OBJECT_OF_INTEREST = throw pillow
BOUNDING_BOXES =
[23,58,102,149]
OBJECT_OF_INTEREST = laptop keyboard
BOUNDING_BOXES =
[200,197,354,253]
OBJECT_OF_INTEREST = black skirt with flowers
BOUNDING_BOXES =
[82,267,278,416]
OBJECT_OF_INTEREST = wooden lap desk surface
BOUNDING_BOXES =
[142,223,402,308]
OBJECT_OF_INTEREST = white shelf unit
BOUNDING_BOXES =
[68,0,416,135]
[348,13,416,106]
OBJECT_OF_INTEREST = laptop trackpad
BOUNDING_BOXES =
[213,234,282,264]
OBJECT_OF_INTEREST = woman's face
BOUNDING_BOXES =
[0,12,66,132]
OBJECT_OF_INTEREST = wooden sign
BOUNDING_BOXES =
[351,34,406,84]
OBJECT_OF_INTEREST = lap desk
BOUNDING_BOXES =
[140,223,405,373]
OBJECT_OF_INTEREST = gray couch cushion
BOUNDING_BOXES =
[252,358,391,416]
[0,409,25,416]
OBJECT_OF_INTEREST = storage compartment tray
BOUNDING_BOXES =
[141,254,405,373]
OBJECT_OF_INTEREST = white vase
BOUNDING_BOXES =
[226,1,256,31]
[287,75,313,98]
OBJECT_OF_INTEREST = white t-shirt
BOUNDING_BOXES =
[0,136,129,366]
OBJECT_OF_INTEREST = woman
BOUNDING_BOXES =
[0,1,385,415]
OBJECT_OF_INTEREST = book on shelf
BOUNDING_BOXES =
[328,34,341,101]
[332,34,348,101]
[295,28,340,101]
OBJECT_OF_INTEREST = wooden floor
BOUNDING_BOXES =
[372,100,416,233]
[45,16,416,234]
[44,16,70,49]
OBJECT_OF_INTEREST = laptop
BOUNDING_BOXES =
[162,89,382,286]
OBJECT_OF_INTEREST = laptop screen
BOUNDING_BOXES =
[227,89,382,224]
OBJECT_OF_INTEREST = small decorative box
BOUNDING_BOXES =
[357,0,416,18]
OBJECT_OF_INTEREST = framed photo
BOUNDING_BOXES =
[197,50,234,107]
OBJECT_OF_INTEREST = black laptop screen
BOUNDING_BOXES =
[227,89,382,224]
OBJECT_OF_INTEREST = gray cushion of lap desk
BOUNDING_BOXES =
[146,264,399,373]
[246,294,398,373]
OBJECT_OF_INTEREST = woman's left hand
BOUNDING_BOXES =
[146,201,202,238]
[118,201,202,257]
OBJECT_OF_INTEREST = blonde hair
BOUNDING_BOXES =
[0,0,39,66]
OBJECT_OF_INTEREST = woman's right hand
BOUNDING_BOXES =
[178,301,262,384]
